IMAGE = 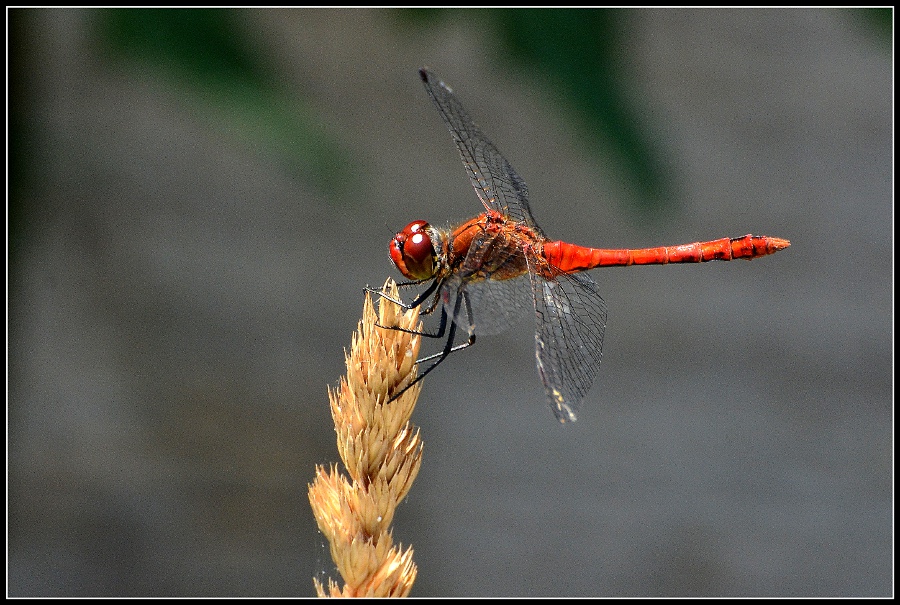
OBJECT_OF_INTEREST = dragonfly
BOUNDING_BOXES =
[369,68,790,423]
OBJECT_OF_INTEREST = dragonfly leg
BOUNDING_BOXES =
[386,290,477,402]
[364,278,438,311]
[365,279,448,337]
[414,290,476,361]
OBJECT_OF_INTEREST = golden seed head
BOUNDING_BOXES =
[308,279,423,597]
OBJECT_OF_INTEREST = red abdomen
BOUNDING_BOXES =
[543,234,791,273]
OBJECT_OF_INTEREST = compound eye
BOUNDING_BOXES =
[389,220,436,280]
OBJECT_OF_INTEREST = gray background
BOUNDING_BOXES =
[8,8,892,597]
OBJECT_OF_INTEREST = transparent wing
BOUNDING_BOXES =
[447,276,533,336]
[420,68,543,235]
[527,268,608,423]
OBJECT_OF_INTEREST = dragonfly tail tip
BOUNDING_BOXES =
[772,237,791,251]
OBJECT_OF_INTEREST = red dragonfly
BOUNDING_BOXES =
[371,68,790,423]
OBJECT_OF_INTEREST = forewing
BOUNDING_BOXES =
[420,68,543,235]
[528,269,608,423]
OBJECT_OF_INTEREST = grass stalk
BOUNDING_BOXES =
[308,279,423,597]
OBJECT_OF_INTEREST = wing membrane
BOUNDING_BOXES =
[420,68,543,235]
[528,269,608,423]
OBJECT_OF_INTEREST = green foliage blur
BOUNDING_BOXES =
[98,9,348,195]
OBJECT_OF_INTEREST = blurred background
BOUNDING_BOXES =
[7,8,892,597]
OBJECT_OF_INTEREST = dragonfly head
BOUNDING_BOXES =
[389,220,439,280]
